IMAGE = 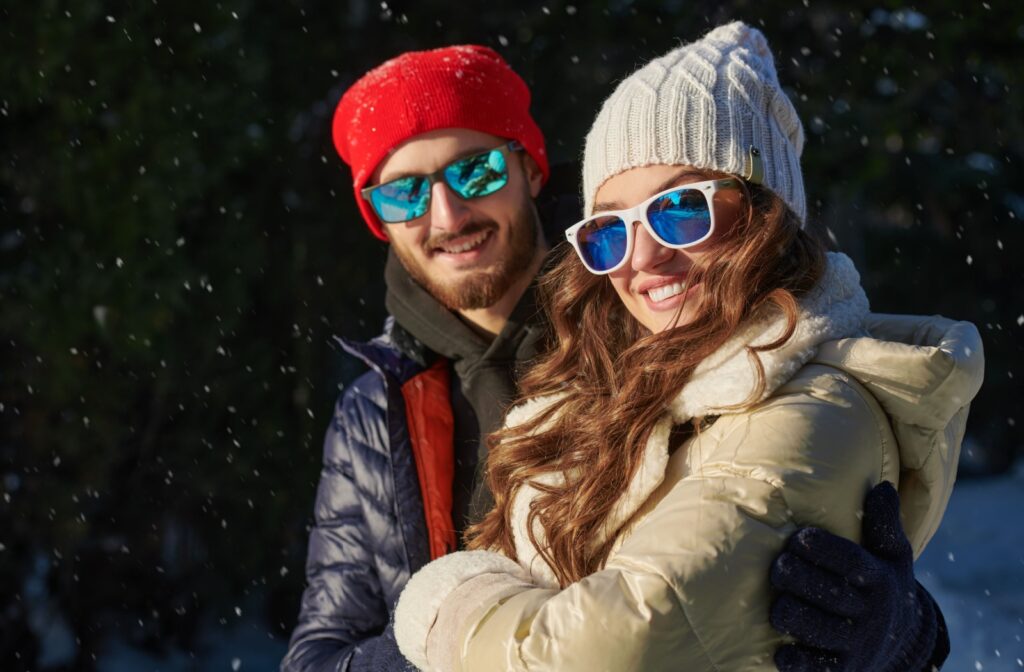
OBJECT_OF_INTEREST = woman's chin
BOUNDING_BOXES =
[655,309,697,333]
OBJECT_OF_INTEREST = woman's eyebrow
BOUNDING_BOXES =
[591,170,708,212]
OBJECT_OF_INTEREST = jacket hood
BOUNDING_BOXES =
[814,314,983,431]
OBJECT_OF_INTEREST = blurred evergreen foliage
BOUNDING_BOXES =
[1,0,1020,668]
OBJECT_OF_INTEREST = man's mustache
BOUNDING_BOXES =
[424,221,498,252]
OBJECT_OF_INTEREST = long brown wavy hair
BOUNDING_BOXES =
[466,169,828,587]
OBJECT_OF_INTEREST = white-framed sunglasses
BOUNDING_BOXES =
[565,177,741,275]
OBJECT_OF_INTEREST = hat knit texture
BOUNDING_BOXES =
[582,21,807,224]
[333,45,549,240]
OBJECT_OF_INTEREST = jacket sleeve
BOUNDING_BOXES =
[395,370,889,672]
[281,388,393,672]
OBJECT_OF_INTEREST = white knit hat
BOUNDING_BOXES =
[582,21,807,223]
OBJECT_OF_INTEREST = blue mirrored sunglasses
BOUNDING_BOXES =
[565,178,740,274]
[361,141,523,224]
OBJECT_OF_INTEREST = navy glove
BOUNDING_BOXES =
[770,482,949,671]
[348,620,417,672]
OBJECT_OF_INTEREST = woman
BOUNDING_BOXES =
[393,22,983,671]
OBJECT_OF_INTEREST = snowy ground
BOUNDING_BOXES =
[916,462,1024,671]
[94,464,1024,671]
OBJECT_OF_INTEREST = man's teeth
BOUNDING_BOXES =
[439,230,489,254]
[647,282,687,303]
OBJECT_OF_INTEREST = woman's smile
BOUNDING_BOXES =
[638,277,702,312]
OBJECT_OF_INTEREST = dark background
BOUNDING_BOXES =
[1,1,1021,669]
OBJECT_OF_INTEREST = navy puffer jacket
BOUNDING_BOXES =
[280,174,589,672]
[281,320,431,672]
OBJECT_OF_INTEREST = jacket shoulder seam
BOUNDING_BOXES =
[806,365,893,484]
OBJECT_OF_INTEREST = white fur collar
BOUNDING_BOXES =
[669,251,870,422]
[506,252,870,587]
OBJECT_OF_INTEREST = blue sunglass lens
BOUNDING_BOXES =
[446,149,508,199]
[647,189,711,245]
[577,216,628,271]
[370,176,431,223]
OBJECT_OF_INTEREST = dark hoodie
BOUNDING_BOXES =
[384,249,547,535]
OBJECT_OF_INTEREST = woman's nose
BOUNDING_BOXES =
[629,221,675,271]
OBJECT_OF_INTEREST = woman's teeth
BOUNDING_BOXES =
[647,282,687,303]
[439,230,490,254]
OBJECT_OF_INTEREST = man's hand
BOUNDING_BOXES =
[770,482,949,671]
[349,620,418,672]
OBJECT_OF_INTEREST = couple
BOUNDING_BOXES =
[283,22,982,672]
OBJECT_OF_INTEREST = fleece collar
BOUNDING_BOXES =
[506,252,870,586]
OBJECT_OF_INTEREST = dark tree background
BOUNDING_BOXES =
[1,1,1021,669]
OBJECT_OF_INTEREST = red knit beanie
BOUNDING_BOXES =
[332,45,549,241]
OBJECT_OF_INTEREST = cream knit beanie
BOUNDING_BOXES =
[582,21,807,223]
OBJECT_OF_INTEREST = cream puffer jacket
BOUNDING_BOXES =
[393,253,984,672]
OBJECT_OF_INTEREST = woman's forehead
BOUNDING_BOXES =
[592,165,711,212]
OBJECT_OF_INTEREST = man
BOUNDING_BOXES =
[282,45,948,672]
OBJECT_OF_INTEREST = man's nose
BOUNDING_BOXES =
[630,222,675,271]
[428,181,471,232]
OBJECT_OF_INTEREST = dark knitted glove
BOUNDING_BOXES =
[348,620,418,672]
[770,482,948,671]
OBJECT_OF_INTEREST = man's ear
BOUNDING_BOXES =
[521,154,544,199]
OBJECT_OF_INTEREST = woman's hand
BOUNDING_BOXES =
[394,550,533,671]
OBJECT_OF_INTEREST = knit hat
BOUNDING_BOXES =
[333,45,550,241]
[582,21,807,223]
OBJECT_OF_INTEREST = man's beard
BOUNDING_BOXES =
[392,197,541,312]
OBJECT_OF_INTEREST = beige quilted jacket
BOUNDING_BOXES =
[394,253,984,671]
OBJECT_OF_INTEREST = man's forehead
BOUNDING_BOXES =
[372,128,506,184]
